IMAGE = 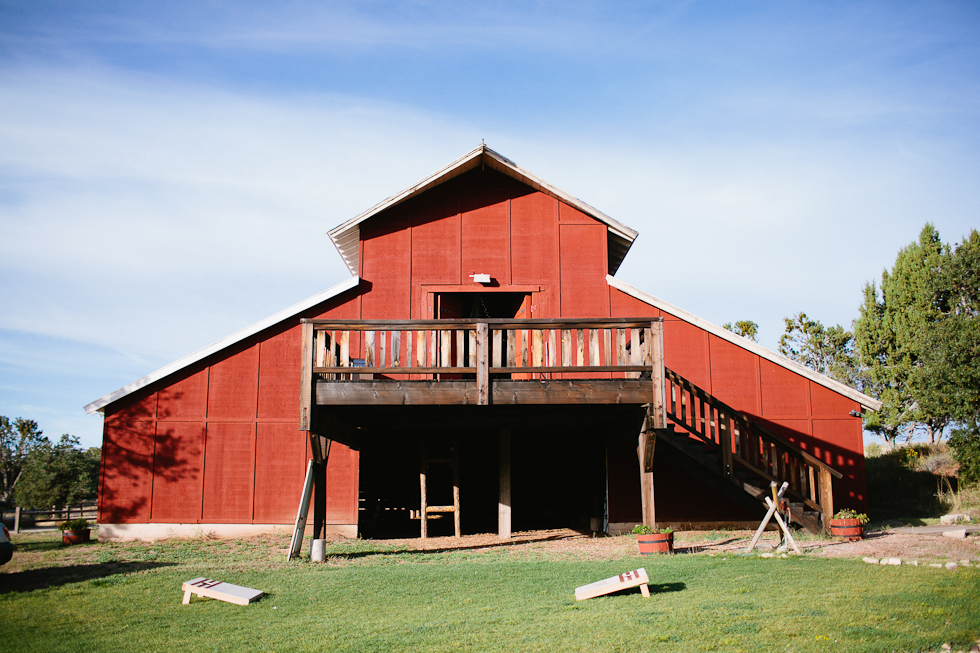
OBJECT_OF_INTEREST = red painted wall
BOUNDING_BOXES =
[99,290,362,526]
[100,166,866,531]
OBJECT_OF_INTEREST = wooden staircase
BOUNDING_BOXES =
[650,368,842,533]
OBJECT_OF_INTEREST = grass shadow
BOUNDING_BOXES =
[649,582,685,594]
[0,561,175,594]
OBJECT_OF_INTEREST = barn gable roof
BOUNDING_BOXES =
[328,143,638,277]
[606,276,883,412]
[83,276,360,414]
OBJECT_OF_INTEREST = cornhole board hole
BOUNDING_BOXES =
[574,568,650,601]
[182,578,264,606]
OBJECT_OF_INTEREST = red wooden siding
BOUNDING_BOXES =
[559,224,609,318]
[150,422,205,522]
[99,420,155,523]
[100,291,364,526]
[207,345,258,420]
[257,327,301,420]
[202,422,255,523]
[459,171,512,286]
[512,191,560,318]
[253,422,308,522]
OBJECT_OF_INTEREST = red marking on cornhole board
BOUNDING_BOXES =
[575,568,650,601]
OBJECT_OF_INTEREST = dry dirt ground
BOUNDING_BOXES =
[364,527,980,565]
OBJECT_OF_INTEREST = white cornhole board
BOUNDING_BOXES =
[574,568,650,601]
[182,578,264,606]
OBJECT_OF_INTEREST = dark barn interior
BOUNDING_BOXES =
[328,404,647,538]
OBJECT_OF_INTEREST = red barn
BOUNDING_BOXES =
[85,145,879,541]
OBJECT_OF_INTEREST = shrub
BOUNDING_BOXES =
[58,518,89,531]
[631,524,653,535]
[833,509,869,524]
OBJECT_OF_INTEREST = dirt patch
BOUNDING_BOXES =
[370,527,980,564]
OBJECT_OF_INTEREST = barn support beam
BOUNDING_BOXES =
[638,412,656,528]
[498,428,511,539]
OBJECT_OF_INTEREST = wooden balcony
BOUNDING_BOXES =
[298,318,667,425]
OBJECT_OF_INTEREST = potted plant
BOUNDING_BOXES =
[828,509,868,540]
[633,524,673,554]
[59,518,91,545]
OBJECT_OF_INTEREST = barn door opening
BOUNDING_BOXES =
[434,292,529,320]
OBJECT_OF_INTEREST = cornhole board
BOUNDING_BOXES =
[574,568,650,601]
[182,578,263,606]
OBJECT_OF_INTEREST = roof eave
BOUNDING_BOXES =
[606,275,883,413]
[84,275,361,415]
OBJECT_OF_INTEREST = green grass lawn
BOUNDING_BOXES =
[1,530,978,652]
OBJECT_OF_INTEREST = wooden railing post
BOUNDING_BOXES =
[819,467,834,530]
[476,322,489,405]
[649,320,666,429]
[299,320,314,431]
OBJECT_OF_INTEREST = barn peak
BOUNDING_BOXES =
[328,144,639,277]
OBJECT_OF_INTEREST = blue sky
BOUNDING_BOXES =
[1,1,978,448]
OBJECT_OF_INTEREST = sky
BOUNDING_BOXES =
[1,1,978,448]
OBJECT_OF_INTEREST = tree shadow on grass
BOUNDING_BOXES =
[0,561,175,594]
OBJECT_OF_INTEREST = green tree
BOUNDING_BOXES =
[0,416,46,506]
[855,224,950,444]
[13,435,101,509]
[915,229,980,427]
[778,312,856,386]
[722,320,759,342]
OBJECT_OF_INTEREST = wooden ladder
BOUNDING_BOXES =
[420,441,461,538]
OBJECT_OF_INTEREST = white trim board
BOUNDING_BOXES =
[606,275,882,412]
[84,276,360,414]
[327,143,638,277]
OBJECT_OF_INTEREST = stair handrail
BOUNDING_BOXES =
[664,368,842,480]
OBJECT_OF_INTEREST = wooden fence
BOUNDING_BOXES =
[1,503,97,533]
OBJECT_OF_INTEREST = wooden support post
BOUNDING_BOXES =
[312,458,327,540]
[819,467,834,531]
[649,320,666,429]
[499,429,512,539]
[476,322,489,405]
[299,321,314,430]
[638,414,655,527]
[420,444,428,539]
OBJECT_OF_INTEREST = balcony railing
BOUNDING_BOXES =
[299,318,666,422]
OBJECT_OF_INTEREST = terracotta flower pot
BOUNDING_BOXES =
[62,528,91,545]
[637,532,673,554]
[829,518,863,541]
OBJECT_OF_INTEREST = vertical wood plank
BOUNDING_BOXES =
[604,328,611,367]
[379,330,386,368]
[456,329,464,368]
[493,329,502,368]
[819,468,834,531]
[561,329,571,366]
[365,331,375,368]
[298,321,313,430]
[441,330,451,369]
[469,329,477,368]
[548,329,557,368]
[340,331,350,368]
[406,330,413,369]
[616,329,626,367]
[507,330,516,368]
[391,330,401,367]
[533,329,543,368]
[521,329,529,369]
[589,329,600,367]
[476,322,489,405]
[649,320,666,429]
[576,329,585,367]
